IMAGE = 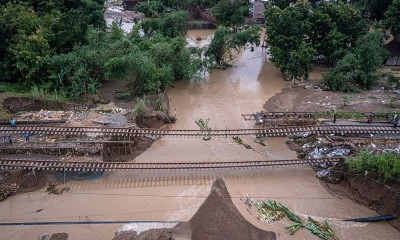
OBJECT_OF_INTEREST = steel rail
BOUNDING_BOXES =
[0,125,398,137]
[0,120,66,126]
[241,111,392,120]
[242,112,316,120]
[0,158,341,172]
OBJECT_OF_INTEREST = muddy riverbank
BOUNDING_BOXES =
[322,173,400,231]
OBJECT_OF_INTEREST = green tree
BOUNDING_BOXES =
[211,0,245,29]
[323,31,388,91]
[159,10,188,38]
[355,31,389,88]
[356,0,393,20]
[135,1,164,17]
[206,27,260,66]
[0,3,48,84]
[316,1,369,50]
[287,42,316,82]
[384,0,400,37]
[142,10,188,38]
[265,1,314,80]
[323,54,360,92]
[269,0,296,9]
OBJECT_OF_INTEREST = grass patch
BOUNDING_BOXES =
[312,111,396,120]
[346,152,400,183]
[0,82,27,93]
[28,86,69,103]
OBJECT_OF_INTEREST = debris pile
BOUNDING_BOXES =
[245,196,339,240]
[18,110,70,120]
[0,183,18,201]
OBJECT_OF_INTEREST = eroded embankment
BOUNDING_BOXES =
[287,133,400,231]
[322,173,400,231]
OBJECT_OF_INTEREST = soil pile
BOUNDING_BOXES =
[264,86,400,113]
[185,178,276,240]
[3,97,65,113]
[113,179,276,240]
[0,170,49,202]
[136,111,176,128]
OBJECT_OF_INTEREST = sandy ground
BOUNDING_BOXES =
[264,81,400,113]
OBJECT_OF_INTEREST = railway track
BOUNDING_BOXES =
[242,112,316,120]
[242,111,394,121]
[0,125,398,138]
[0,158,342,172]
[0,120,66,126]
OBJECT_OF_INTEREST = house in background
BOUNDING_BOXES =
[249,0,267,23]
[384,38,400,66]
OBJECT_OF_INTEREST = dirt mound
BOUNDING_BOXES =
[264,86,399,113]
[136,111,176,128]
[322,174,400,231]
[113,179,276,240]
[0,170,49,202]
[113,228,173,240]
[3,97,65,113]
[184,178,276,240]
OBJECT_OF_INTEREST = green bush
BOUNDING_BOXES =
[0,82,27,93]
[347,152,400,183]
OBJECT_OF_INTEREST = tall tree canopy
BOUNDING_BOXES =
[356,0,393,20]
[265,1,368,80]
[323,30,388,92]
[211,0,245,29]
[0,0,105,86]
[384,0,400,37]
[206,27,260,66]
[0,1,209,99]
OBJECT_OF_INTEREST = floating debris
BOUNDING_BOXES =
[246,195,339,240]
[232,136,253,149]
[195,118,212,140]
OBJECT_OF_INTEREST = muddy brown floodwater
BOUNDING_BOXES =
[0,30,399,240]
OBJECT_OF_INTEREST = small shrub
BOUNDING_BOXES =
[133,98,150,115]
[342,95,352,108]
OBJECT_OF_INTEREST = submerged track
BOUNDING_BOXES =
[0,158,341,172]
[0,125,398,138]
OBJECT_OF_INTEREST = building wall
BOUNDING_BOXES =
[251,1,265,23]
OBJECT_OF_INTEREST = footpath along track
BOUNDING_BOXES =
[0,125,399,138]
[0,158,342,172]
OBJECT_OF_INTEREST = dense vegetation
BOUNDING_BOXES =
[0,0,105,95]
[206,0,260,66]
[347,152,400,184]
[265,0,399,92]
[2,0,400,100]
[0,0,210,100]
[135,0,218,17]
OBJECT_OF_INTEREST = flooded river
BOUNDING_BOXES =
[0,30,399,240]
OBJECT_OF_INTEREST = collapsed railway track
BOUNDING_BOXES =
[0,158,341,172]
[0,125,398,138]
